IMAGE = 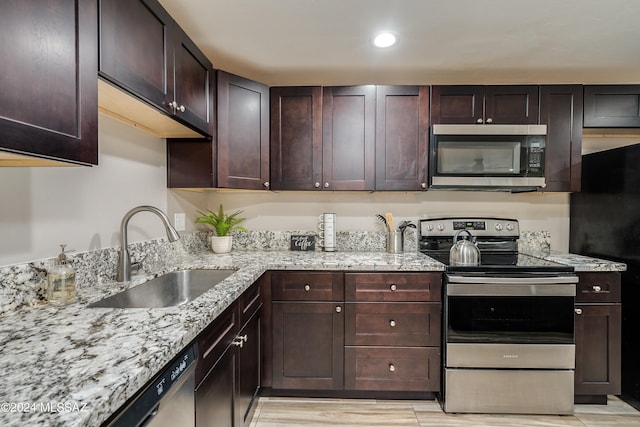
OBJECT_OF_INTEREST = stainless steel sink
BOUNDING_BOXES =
[88,269,236,308]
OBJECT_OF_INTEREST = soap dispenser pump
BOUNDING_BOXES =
[47,245,76,305]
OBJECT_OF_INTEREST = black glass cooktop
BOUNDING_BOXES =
[423,252,575,273]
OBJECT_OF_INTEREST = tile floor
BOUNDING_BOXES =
[250,396,640,427]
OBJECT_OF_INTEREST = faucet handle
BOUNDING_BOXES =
[131,254,148,272]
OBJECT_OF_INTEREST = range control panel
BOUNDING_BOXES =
[420,217,520,238]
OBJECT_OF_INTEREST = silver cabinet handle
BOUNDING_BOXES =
[304,284,311,292]
[420,182,427,189]
[593,285,602,292]
[389,320,396,327]
[178,105,185,113]
[476,118,483,124]
[575,308,583,315]
[324,182,330,188]
[486,117,493,123]
[389,364,396,372]
[263,181,270,189]
[335,306,342,313]
[314,182,321,188]
[390,284,397,291]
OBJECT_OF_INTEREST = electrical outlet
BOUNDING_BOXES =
[174,213,186,231]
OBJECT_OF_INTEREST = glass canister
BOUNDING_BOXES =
[47,245,77,305]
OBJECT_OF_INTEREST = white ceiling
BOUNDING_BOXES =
[159,0,640,86]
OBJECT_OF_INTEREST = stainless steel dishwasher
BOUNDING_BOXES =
[106,344,197,427]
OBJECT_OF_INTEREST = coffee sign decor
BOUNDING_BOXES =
[290,235,316,251]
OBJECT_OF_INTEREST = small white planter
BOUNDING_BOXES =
[210,235,233,254]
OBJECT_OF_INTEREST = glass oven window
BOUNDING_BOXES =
[437,140,522,175]
[447,295,574,344]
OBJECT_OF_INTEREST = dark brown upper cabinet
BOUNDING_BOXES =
[322,86,376,191]
[217,71,270,190]
[270,86,323,190]
[99,0,213,137]
[539,85,583,192]
[584,85,640,127]
[375,86,429,191]
[0,0,98,166]
[431,85,539,125]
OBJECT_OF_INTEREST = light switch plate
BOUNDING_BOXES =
[174,213,186,231]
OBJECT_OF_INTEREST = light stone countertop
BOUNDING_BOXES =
[0,251,443,427]
[0,249,626,426]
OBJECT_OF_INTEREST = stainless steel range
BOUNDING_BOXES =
[420,217,577,415]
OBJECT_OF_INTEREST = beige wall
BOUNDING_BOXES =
[0,116,571,267]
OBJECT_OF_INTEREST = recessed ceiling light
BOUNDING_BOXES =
[372,32,396,48]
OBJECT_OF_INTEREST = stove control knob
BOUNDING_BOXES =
[495,223,504,231]
[506,223,514,231]
[437,223,445,231]
[425,224,433,231]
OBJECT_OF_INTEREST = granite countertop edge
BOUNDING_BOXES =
[0,250,625,426]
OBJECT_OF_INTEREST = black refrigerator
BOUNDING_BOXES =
[570,143,640,407]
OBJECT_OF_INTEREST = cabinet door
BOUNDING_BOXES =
[173,26,214,135]
[217,71,270,190]
[574,303,622,396]
[484,85,539,124]
[235,310,260,427]
[272,302,344,390]
[584,85,640,127]
[375,86,429,191]
[539,85,583,192]
[167,139,216,188]
[322,86,376,190]
[0,0,98,165]
[430,86,484,124]
[99,0,174,112]
[196,346,234,427]
[270,87,323,190]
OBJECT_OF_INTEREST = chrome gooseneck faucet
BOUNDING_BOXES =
[117,205,181,282]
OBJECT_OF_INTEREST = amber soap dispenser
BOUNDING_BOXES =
[47,245,76,305]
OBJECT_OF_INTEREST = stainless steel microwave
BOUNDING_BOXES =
[429,124,547,191]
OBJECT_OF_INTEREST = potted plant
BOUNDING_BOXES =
[195,204,248,253]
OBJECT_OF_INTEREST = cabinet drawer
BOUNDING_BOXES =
[576,272,621,303]
[239,283,262,326]
[345,346,440,391]
[345,302,441,346]
[196,304,238,386]
[272,272,344,301]
[345,272,441,302]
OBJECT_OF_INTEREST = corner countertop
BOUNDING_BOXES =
[0,250,625,426]
[0,251,442,427]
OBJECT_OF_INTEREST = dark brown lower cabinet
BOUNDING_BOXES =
[195,282,262,427]
[271,301,344,390]
[268,271,441,396]
[574,272,622,404]
[196,346,234,427]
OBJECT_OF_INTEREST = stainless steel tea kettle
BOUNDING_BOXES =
[449,229,481,266]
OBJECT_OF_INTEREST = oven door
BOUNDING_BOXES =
[445,274,577,368]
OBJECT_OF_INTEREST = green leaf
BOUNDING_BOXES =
[194,204,247,236]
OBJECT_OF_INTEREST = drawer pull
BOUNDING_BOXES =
[390,284,397,291]
[304,284,311,292]
[575,308,583,315]
[593,285,602,292]
[389,364,396,372]
[335,306,342,313]
[232,335,248,348]
[389,320,396,328]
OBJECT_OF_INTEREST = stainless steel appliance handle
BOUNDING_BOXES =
[447,282,576,297]
[447,275,578,284]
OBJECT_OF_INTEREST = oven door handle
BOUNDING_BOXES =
[447,282,576,297]
[446,275,578,284]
